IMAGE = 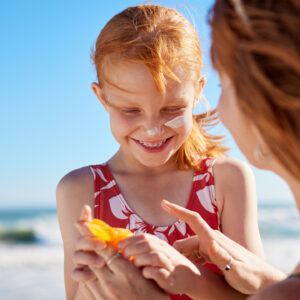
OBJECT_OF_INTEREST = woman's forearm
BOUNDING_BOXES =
[186,267,247,300]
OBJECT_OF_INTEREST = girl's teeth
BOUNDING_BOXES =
[140,140,166,148]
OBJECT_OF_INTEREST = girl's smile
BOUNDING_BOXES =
[131,136,174,153]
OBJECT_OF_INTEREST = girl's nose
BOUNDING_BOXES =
[145,116,164,136]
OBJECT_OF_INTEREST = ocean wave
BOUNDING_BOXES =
[0,211,62,246]
[0,228,36,243]
[258,203,300,238]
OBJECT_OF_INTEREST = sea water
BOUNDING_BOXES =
[0,200,299,299]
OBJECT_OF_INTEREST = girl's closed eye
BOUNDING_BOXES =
[120,108,141,115]
[162,106,186,114]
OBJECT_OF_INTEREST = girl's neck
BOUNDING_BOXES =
[108,148,179,175]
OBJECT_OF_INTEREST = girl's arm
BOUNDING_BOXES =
[56,167,95,300]
[213,157,264,258]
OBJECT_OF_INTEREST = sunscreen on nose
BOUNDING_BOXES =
[164,116,186,129]
[147,127,160,136]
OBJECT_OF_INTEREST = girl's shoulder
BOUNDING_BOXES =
[212,157,256,208]
[56,166,95,221]
[213,157,254,187]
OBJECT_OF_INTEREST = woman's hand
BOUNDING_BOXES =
[161,200,286,294]
[117,233,201,296]
[72,206,169,300]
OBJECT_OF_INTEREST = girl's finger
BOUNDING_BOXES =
[121,240,152,259]
[75,235,106,252]
[76,220,93,237]
[73,250,106,267]
[173,235,199,255]
[72,267,96,283]
[79,283,97,300]
[86,278,109,299]
[142,266,171,291]
[133,252,173,270]
[79,205,93,222]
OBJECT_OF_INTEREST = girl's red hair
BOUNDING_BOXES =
[92,5,227,170]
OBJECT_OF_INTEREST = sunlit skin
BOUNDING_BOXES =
[92,61,202,173]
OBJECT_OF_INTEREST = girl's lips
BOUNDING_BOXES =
[132,136,174,153]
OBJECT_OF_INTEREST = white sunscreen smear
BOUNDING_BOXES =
[147,127,160,136]
[164,115,186,129]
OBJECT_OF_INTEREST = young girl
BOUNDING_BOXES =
[56,4,264,300]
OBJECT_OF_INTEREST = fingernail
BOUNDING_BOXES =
[161,199,170,210]
[117,240,127,250]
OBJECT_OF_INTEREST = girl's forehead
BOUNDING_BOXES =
[102,61,198,99]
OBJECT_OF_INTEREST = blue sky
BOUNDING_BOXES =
[0,0,293,209]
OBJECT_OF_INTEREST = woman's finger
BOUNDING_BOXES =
[208,240,236,272]
[161,200,213,240]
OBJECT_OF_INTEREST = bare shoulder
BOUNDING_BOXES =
[56,166,94,237]
[213,157,255,194]
[56,166,94,198]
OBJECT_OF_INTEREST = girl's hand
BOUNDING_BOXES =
[72,206,169,299]
[161,200,286,294]
[117,233,201,296]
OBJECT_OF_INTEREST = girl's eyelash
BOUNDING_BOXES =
[120,108,141,114]
[163,107,185,112]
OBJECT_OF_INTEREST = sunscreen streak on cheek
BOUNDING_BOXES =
[164,115,187,129]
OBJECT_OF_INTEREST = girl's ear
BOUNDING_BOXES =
[91,82,109,112]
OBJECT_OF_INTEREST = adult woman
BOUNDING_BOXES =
[160,0,300,298]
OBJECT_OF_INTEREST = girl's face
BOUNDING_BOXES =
[93,61,202,169]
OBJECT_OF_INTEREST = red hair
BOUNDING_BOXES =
[210,0,300,179]
[92,5,227,170]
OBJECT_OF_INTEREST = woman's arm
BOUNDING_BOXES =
[247,278,300,300]
[162,200,286,295]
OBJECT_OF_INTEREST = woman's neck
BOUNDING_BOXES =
[279,167,300,213]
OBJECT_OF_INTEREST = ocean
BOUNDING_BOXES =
[0,200,299,300]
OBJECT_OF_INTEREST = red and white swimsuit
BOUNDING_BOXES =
[90,158,221,300]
